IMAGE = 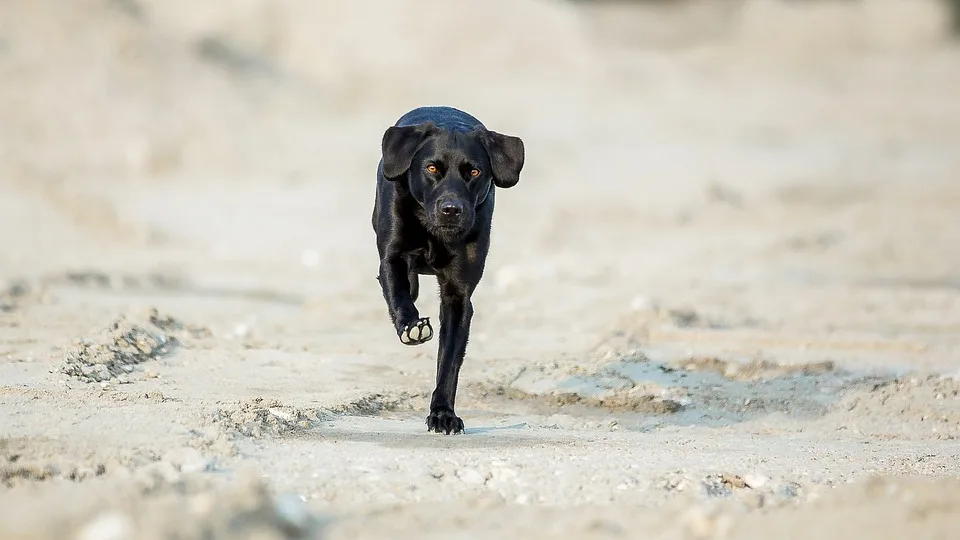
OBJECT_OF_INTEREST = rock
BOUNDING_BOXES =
[720,473,746,489]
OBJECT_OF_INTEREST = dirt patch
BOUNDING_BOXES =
[0,471,325,540]
[673,356,837,381]
[213,398,326,438]
[46,271,190,292]
[476,383,685,415]
[147,309,213,340]
[653,469,808,509]
[325,391,427,417]
[832,375,960,440]
[1,440,109,489]
[1,461,61,488]
[60,309,210,384]
[323,476,960,540]
[1,461,107,488]
[490,354,889,429]
[213,393,429,439]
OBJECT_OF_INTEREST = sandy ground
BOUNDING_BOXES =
[2,0,960,538]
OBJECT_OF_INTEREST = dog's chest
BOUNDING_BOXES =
[407,238,453,274]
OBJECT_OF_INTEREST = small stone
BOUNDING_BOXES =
[720,473,746,489]
[95,365,111,380]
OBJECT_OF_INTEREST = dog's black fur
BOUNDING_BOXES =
[372,106,524,434]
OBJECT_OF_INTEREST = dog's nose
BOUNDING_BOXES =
[440,201,463,217]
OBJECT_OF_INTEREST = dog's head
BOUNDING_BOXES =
[381,122,524,239]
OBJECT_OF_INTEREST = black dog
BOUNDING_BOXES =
[372,106,524,435]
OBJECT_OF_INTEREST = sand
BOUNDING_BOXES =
[1,0,959,538]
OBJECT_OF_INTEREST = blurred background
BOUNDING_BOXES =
[2,0,959,364]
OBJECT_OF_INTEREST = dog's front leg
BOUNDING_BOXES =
[378,256,433,345]
[427,283,473,434]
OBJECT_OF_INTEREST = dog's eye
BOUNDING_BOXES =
[426,164,438,174]
[470,168,481,178]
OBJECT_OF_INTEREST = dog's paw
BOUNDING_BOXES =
[398,318,433,346]
[426,410,464,435]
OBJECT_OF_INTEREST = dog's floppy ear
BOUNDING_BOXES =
[480,130,525,189]
[381,123,436,179]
